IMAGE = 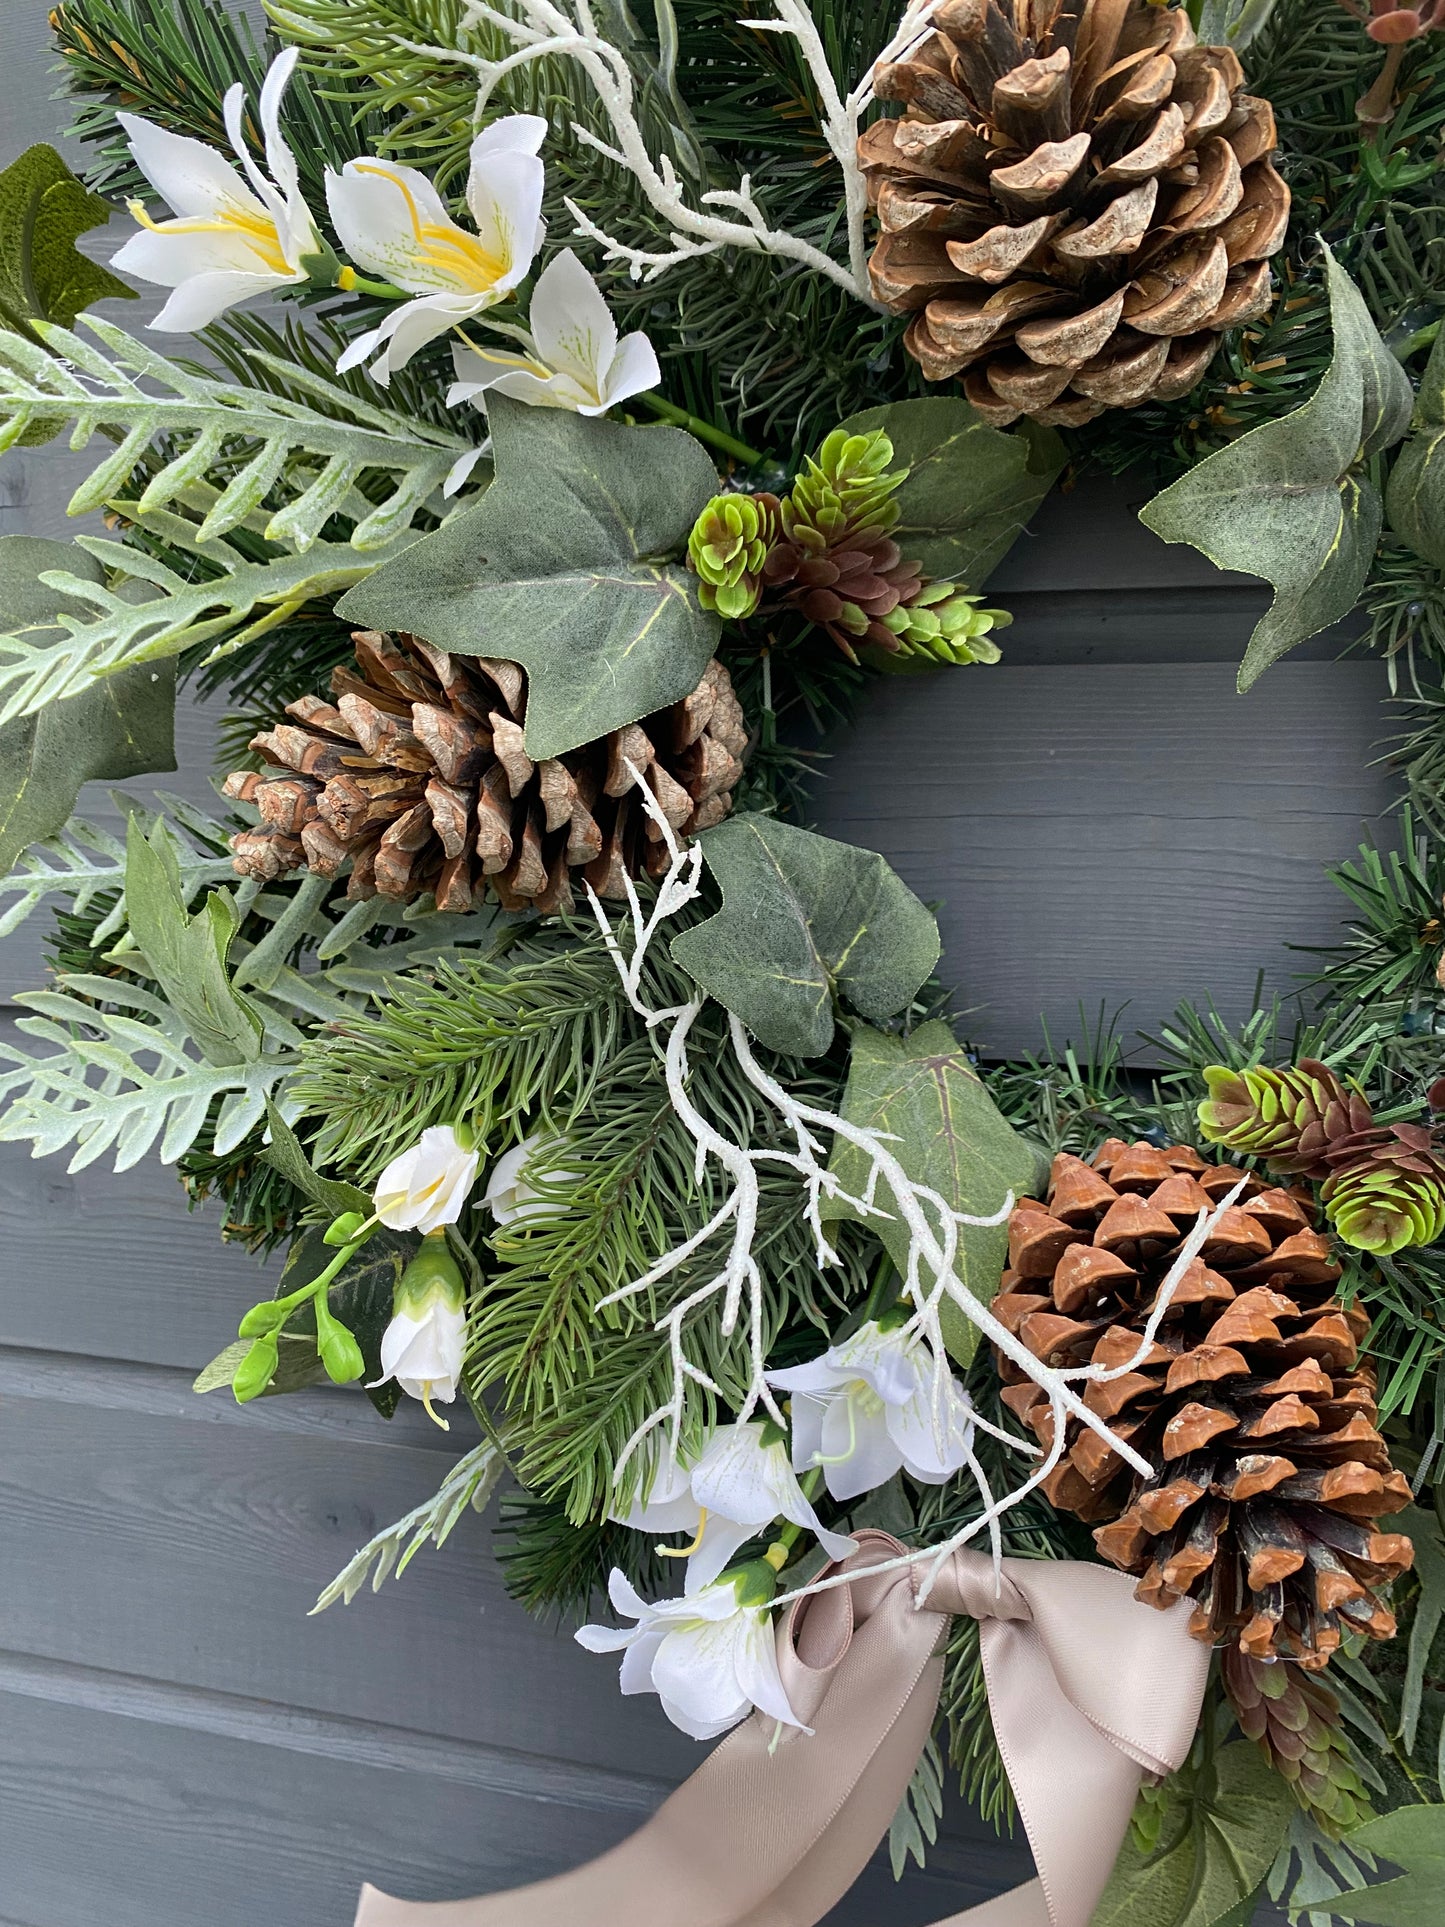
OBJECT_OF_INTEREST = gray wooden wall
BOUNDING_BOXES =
[0,4,1390,1922]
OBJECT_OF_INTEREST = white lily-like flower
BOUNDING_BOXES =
[370,1235,467,1424]
[576,1568,802,1742]
[482,1132,565,1226]
[327,116,546,384]
[374,1125,480,1234]
[447,248,660,418]
[112,47,320,331]
[766,1320,978,1502]
[618,1423,856,1593]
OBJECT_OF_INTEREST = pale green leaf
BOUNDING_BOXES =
[1395,1507,1445,1755]
[1139,247,1412,691]
[0,535,175,874]
[261,1098,371,1221]
[837,397,1064,585]
[1192,0,1280,47]
[123,816,264,1067]
[0,315,477,550]
[822,1021,1048,1364]
[193,1333,324,1397]
[337,393,720,759]
[0,145,134,346]
[1094,1744,1295,1927]
[1331,1806,1445,1924]
[1386,329,1445,570]
[670,815,940,1056]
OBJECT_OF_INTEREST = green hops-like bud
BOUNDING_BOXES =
[688,492,781,620]
[1197,1059,1361,1170]
[1321,1160,1445,1255]
[782,427,907,554]
[880,585,1012,664]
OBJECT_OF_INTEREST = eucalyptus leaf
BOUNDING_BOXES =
[0,535,175,875]
[822,1021,1047,1364]
[123,816,264,1067]
[836,397,1064,586]
[337,393,720,759]
[1331,1806,1445,1924]
[670,815,940,1056]
[1140,247,1413,691]
[1094,1743,1295,1927]
[1386,328,1445,570]
[0,145,134,346]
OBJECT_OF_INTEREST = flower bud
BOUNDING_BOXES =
[374,1124,480,1233]
[370,1236,468,1421]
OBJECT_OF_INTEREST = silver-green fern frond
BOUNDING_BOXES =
[311,1439,506,1611]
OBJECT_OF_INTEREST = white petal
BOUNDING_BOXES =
[689,1425,781,1532]
[112,224,271,285]
[528,249,616,391]
[447,339,546,405]
[890,1380,974,1485]
[575,1621,637,1654]
[733,1614,806,1730]
[258,48,302,205]
[354,293,487,386]
[618,1625,667,1695]
[467,150,545,295]
[650,1620,749,1727]
[443,446,488,497]
[149,269,291,331]
[600,329,661,408]
[118,112,267,222]
[683,1516,754,1595]
[784,1392,827,1475]
[606,1568,651,1622]
[658,1693,747,1741]
[821,1398,901,1503]
[326,161,468,293]
[766,1356,847,1395]
[471,114,548,161]
[481,367,592,412]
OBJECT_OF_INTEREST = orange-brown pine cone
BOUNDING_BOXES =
[225,630,748,915]
[993,1139,1413,1669]
[860,0,1290,426]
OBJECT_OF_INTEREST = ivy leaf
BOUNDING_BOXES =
[1386,328,1445,570]
[1140,246,1413,691]
[1094,1743,1295,1927]
[838,396,1065,585]
[337,393,720,759]
[260,1097,371,1222]
[669,815,940,1056]
[821,1021,1047,1365]
[0,536,175,875]
[1330,1806,1445,1924]
[0,144,134,345]
[123,815,265,1067]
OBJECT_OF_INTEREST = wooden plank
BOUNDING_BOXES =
[0,1688,1033,1927]
[809,657,1394,1063]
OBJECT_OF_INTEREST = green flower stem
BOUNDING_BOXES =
[633,391,763,466]
[337,268,409,300]
[237,1230,370,1335]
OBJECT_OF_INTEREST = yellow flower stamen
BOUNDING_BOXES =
[127,196,291,278]
[352,162,508,294]
[657,1507,709,1558]
[420,1381,451,1432]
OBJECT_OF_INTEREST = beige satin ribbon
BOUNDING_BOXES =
[354,1530,1209,1927]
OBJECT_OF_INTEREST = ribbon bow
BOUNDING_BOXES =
[354,1531,1210,1927]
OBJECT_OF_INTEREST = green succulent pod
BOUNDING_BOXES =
[1223,1649,1372,1840]
[1321,1159,1445,1255]
[879,585,1012,664]
[781,427,907,555]
[1197,1059,1360,1171]
[687,491,781,620]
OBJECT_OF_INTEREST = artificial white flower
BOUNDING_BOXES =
[371,1236,467,1420]
[111,47,320,332]
[373,1125,480,1233]
[619,1423,856,1593]
[766,1320,977,1503]
[576,1567,803,1742]
[482,1133,566,1226]
[327,116,547,384]
[447,248,660,418]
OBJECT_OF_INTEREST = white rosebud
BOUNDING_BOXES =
[111,49,322,331]
[373,1125,480,1234]
[576,1566,803,1742]
[766,1319,977,1502]
[448,248,660,419]
[483,1133,564,1226]
[370,1236,467,1423]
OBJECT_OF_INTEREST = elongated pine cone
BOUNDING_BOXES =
[861,0,1290,425]
[225,631,748,914]
[993,1139,1414,1669]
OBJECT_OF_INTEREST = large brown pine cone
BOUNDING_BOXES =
[861,0,1290,426]
[225,631,748,914]
[993,1139,1413,1669]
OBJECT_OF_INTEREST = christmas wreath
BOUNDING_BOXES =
[5,0,1445,1920]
